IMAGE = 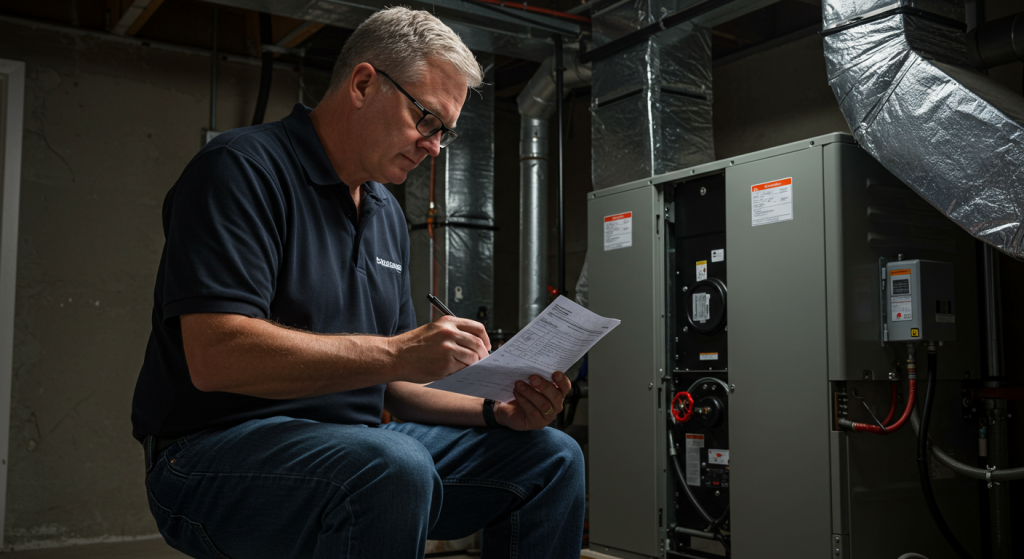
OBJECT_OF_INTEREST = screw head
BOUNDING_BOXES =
[683,327,689,333]
[714,490,721,497]
[682,286,688,292]
[730,384,736,391]
[700,186,707,196]
[648,383,653,389]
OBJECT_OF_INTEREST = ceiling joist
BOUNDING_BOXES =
[109,0,165,36]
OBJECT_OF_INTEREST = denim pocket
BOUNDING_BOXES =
[149,487,232,559]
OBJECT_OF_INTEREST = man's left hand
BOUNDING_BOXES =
[495,372,571,431]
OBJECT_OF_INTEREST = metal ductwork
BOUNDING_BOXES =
[822,0,1024,259]
[407,55,495,328]
[515,55,591,326]
[590,0,714,191]
[204,0,575,62]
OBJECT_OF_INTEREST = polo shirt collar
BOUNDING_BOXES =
[283,103,342,186]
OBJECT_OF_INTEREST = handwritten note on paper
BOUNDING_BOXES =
[425,296,620,402]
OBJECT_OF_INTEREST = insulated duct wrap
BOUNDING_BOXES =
[407,55,494,327]
[823,0,1024,258]
[444,78,495,326]
[591,0,714,190]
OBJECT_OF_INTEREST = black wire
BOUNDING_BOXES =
[668,430,729,533]
[251,12,273,126]
[917,348,974,559]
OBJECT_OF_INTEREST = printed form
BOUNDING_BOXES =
[426,295,620,402]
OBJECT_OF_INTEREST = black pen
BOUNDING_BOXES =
[427,293,455,317]
[427,293,493,354]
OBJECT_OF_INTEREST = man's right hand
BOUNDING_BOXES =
[387,316,491,384]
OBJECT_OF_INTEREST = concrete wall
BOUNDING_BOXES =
[0,20,326,549]
[713,32,851,158]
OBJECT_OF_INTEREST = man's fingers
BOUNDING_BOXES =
[451,329,489,360]
[553,371,572,397]
[514,380,550,418]
[450,317,491,351]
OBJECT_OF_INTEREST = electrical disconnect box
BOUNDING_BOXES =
[883,259,956,343]
[587,134,982,559]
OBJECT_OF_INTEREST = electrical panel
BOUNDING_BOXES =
[883,259,956,343]
[587,134,982,559]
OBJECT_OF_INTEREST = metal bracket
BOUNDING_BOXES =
[878,256,889,346]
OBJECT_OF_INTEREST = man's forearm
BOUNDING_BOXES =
[182,313,398,399]
[384,381,488,427]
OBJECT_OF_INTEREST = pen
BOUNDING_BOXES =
[427,293,493,354]
[427,293,455,317]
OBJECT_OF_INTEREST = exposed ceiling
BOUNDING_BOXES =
[0,0,822,108]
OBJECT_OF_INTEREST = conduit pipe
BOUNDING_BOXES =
[822,0,1024,259]
[516,54,591,326]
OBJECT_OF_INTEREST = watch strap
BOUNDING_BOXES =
[482,398,500,428]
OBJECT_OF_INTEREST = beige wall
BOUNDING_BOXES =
[0,20,326,549]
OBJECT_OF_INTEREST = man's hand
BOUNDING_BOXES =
[388,316,491,384]
[494,371,571,431]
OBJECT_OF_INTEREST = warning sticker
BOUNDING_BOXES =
[711,249,724,263]
[685,434,704,486]
[699,352,719,361]
[751,177,794,227]
[892,295,913,321]
[603,212,632,251]
[708,449,729,466]
[693,293,710,323]
[696,260,708,281]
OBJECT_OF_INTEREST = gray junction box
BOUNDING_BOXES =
[587,134,982,559]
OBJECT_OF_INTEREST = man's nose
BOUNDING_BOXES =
[417,133,442,158]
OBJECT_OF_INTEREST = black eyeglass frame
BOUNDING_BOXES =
[377,69,459,148]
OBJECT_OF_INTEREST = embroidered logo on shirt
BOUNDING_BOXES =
[376,257,402,272]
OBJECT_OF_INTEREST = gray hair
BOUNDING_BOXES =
[328,7,483,95]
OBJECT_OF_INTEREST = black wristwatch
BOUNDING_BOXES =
[482,399,500,428]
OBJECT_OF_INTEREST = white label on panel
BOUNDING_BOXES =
[751,177,794,227]
[708,449,729,465]
[693,293,710,323]
[603,212,632,251]
[891,295,913,321]
[685,434,704,486]
[711,249,724,262]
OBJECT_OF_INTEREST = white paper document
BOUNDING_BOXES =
[425,295,620,402]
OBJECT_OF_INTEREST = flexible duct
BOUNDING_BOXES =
[516,54,591,326]
[822,0,1024,259]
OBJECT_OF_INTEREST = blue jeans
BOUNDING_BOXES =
[144,417,585,559]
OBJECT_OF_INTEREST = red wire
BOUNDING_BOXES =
[882,382,898,425]
[470,0,592,23]
[853,380,916,434]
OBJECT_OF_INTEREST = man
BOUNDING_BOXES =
[131,7,585,559]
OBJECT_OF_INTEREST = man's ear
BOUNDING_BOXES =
[349,63,376,109]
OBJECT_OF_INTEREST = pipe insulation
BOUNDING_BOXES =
[911,407,1024,481]
[519,117,549,327]
[516,52,591,326]
[822,0,1024,259]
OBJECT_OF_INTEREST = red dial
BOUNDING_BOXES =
[672,391,695,422]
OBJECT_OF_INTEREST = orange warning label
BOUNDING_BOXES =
[686,434,705,440]
[604,212,631,222]
[751,177,793,192]
[890,269,911,276]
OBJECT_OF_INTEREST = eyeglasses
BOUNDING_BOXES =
[377,69,459,148]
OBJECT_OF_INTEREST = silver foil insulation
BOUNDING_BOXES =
[590,0,715,190]
[823,0,1024,258]
[407,56,495,327]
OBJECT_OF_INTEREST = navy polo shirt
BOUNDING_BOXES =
[131,104,416,442]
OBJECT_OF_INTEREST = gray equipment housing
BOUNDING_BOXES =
[587,134,982,559]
